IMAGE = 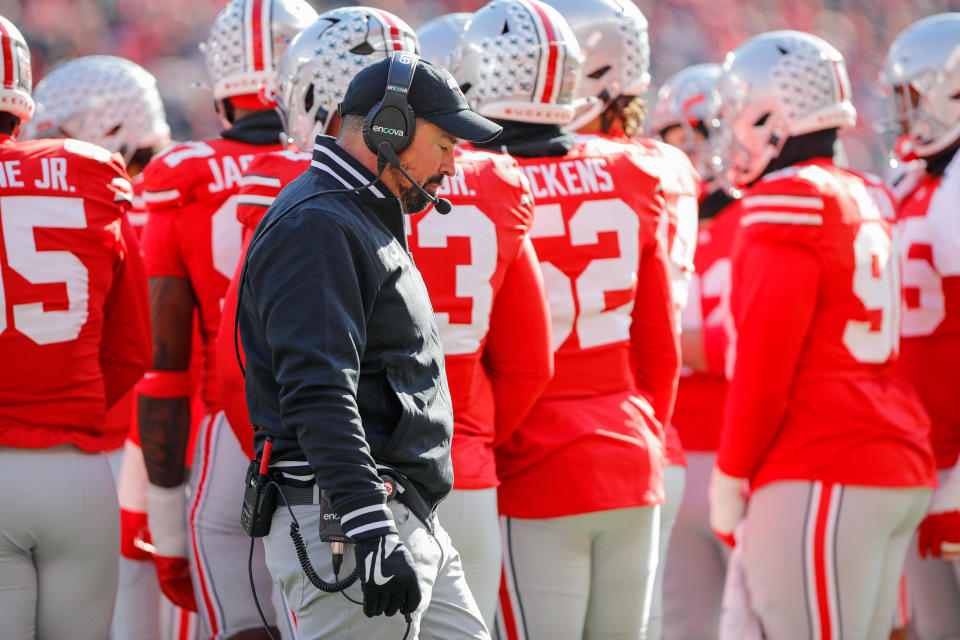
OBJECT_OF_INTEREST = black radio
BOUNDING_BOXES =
[240,438,278,537]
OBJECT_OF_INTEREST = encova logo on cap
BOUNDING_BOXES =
[373,125,404,137]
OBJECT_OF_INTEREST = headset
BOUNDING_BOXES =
[362,51,419,159]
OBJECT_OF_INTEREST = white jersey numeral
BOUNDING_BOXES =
[0,196,90,344]
[843,185,901,363]
[416,204,498,355]
[211,195,243,280]
[898,216,946,337]
[533,199,641,351]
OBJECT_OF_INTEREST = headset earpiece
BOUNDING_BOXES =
[363,52,420,157]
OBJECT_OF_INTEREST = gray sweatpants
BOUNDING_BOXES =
[0,444,120,640]
[662,451,729,640]
[904,467,960,639]
[264,499,489,639]
[649,464,686,640]
[437,487,501,632]
[742,481,930,640]
[499,506,660,640]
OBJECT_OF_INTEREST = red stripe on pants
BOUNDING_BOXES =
[813,483,835,640]
[498,565,522,640]
[188,418,220,635]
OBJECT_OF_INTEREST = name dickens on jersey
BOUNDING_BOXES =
[436,156,615,199]
[522,158,615,199]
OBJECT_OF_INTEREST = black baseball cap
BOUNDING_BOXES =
[339,57,502,143]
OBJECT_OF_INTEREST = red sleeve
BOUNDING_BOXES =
[216,244,254,459]
[140,208,187,278]
[100,216,152,407]
[484,236,554,447]
[630,237,682,426]
[704,316,728,374]
[718,239,820,479]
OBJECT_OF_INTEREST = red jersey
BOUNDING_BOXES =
[408,148,553,489]
[493,133,681,518]
[719,159,936,490]
[672,197,742,452]
[217,149,310,459]
[141,135,282,413]
[636,137,700,467]
[896,155,960,469]
[0,135,151,452]
[105,176,147,448]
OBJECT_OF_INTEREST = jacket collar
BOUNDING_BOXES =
[311,136,399,204]
[311,135,407,245]
[221,110,285,145]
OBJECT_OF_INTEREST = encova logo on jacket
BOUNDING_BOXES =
[372,125,404,137]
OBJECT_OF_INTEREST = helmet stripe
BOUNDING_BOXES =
[0,20,14,91]
[525,0,559,104]
[832,61,846,101]
[375,9,403,51]
[250,0,266,72]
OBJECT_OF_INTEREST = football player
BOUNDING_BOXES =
[647,62,742,640]
[0,16,152,639]
[709,31,937,639]
[542,2,701,638]
[454,0,682,637]
[137,1,316,638]
[881,13,960,639]
[27,53,200,640]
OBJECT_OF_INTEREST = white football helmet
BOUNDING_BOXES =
[200,0,318,105]
[277,7,418,151]
[0,16,34,123]
[712,30,856,188]
[542,0,649,131]
[416,13,472,78]
[28,56,170,163]
[455,0,583,125]
[647,63,722,176]
[880,13,960,158]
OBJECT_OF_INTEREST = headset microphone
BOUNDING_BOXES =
[377,141,452,215]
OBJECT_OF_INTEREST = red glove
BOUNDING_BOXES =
[120,508,154,561]
[917,510,960,560]
[154,554,198,612]
[146,484,198,612]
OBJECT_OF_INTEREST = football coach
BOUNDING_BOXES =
[236,52,501,640]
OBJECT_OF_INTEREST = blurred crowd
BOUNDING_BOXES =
[3,0,957,173]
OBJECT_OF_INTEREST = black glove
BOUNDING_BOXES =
[354,532,421,617]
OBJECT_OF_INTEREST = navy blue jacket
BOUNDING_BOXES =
[238,136,453,540]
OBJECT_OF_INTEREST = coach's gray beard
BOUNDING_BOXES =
[387,165,441,214]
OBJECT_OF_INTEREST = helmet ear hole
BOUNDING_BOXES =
[460,82,472,96]
[754,112,771,127]
[587,65,611,80]
[304,84,314,113]
[350,41,374,55]
[501,21,510,35]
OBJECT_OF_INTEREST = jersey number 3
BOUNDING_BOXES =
[0,196,89,345]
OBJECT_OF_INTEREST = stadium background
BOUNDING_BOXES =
[2,0,958,172]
